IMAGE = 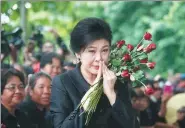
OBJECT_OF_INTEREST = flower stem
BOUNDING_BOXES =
[136,79,147,88]
[136,38,144,49]
[131,63,146,67]
[132,51,145,58]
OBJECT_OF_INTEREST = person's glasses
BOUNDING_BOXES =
[4,84,25,92]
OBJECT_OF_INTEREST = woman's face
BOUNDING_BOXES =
[50,58,62,78]
[28,43,35,51]
[30,76,51,107]
[1,76,25,107]
[42,58,62,78]
[77,39,110,75]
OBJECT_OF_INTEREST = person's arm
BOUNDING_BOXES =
[50,75,80,128]
[158,93,172,118]
[9,44,17,64]
[23,48,29,61]
[101,62,135,128]
[49,29,64,46]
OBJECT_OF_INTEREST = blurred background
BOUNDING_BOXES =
[1,1,185,128]
[1,1,185,77]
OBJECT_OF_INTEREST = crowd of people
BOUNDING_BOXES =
[1,17,185,128]
[131,73,185,128]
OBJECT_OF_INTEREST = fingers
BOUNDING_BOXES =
[103,62,115,77]
[94,61,103,84]
[97,61,103,79]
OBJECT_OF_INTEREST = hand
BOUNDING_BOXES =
[49,29,59,36]
[49,28,56,33]
[102,62,117,105]
[92,61,103,85]
[161,93,172,103]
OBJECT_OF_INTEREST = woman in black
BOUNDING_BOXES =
[1,68,34,128]
[18,72,52,128]
[50,17,136,128]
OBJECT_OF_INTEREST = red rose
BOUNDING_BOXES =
[117,40,125,48]
[140,58,148,63]
[127,44,134,51]
[143,43,156,53]
[121,70,130,78]
[144,87,154,95]
[143,32,152,40]
[123,54,131,62]
[146,62,156,69]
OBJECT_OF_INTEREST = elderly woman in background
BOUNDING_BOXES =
[18,72,52,128]
[1,68,34,128]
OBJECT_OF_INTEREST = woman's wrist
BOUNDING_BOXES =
[106,91,116,106]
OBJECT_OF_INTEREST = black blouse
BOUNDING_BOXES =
[18,96,52,128]
[50,64,136,128]
[1,104,35,128]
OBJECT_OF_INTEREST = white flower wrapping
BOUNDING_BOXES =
[79,80,103,125]
[80,83,98,111]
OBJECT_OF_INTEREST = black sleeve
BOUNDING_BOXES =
[111,81,135,128]
[50,75,80,128]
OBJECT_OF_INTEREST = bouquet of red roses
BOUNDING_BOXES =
[80,32,156,125]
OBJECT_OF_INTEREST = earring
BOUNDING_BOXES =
[73,57,80,64]
[77,57,80,63]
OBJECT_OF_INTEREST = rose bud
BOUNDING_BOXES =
[127,44,134,51]
[143,47,151,53]
[143,43,156,53]
[140,58,148,63]
[121,70,130,78]
[148,43,156,50]
[146,62,156,69]
[117,40,125,48]
[144,87,154,95]
[143,32,152,40]
[130,75,135,81]
[123,53,131,62]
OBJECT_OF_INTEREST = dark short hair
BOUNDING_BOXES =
[1,68,25,93]
[29,72,51,89]
[70,17,112,53]
[40,52,63,68]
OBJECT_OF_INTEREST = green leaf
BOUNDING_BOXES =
[133,59,140,65]
[111,59,122,67]
[110,67,118,73]
[117,50,123,56]
[132,70,145,80]
[132,81,143,88]
[138,53,148,60]
[120,66,127,70]
[121,46,128,54]
[136,70,144,76]
[110,53,116,59]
